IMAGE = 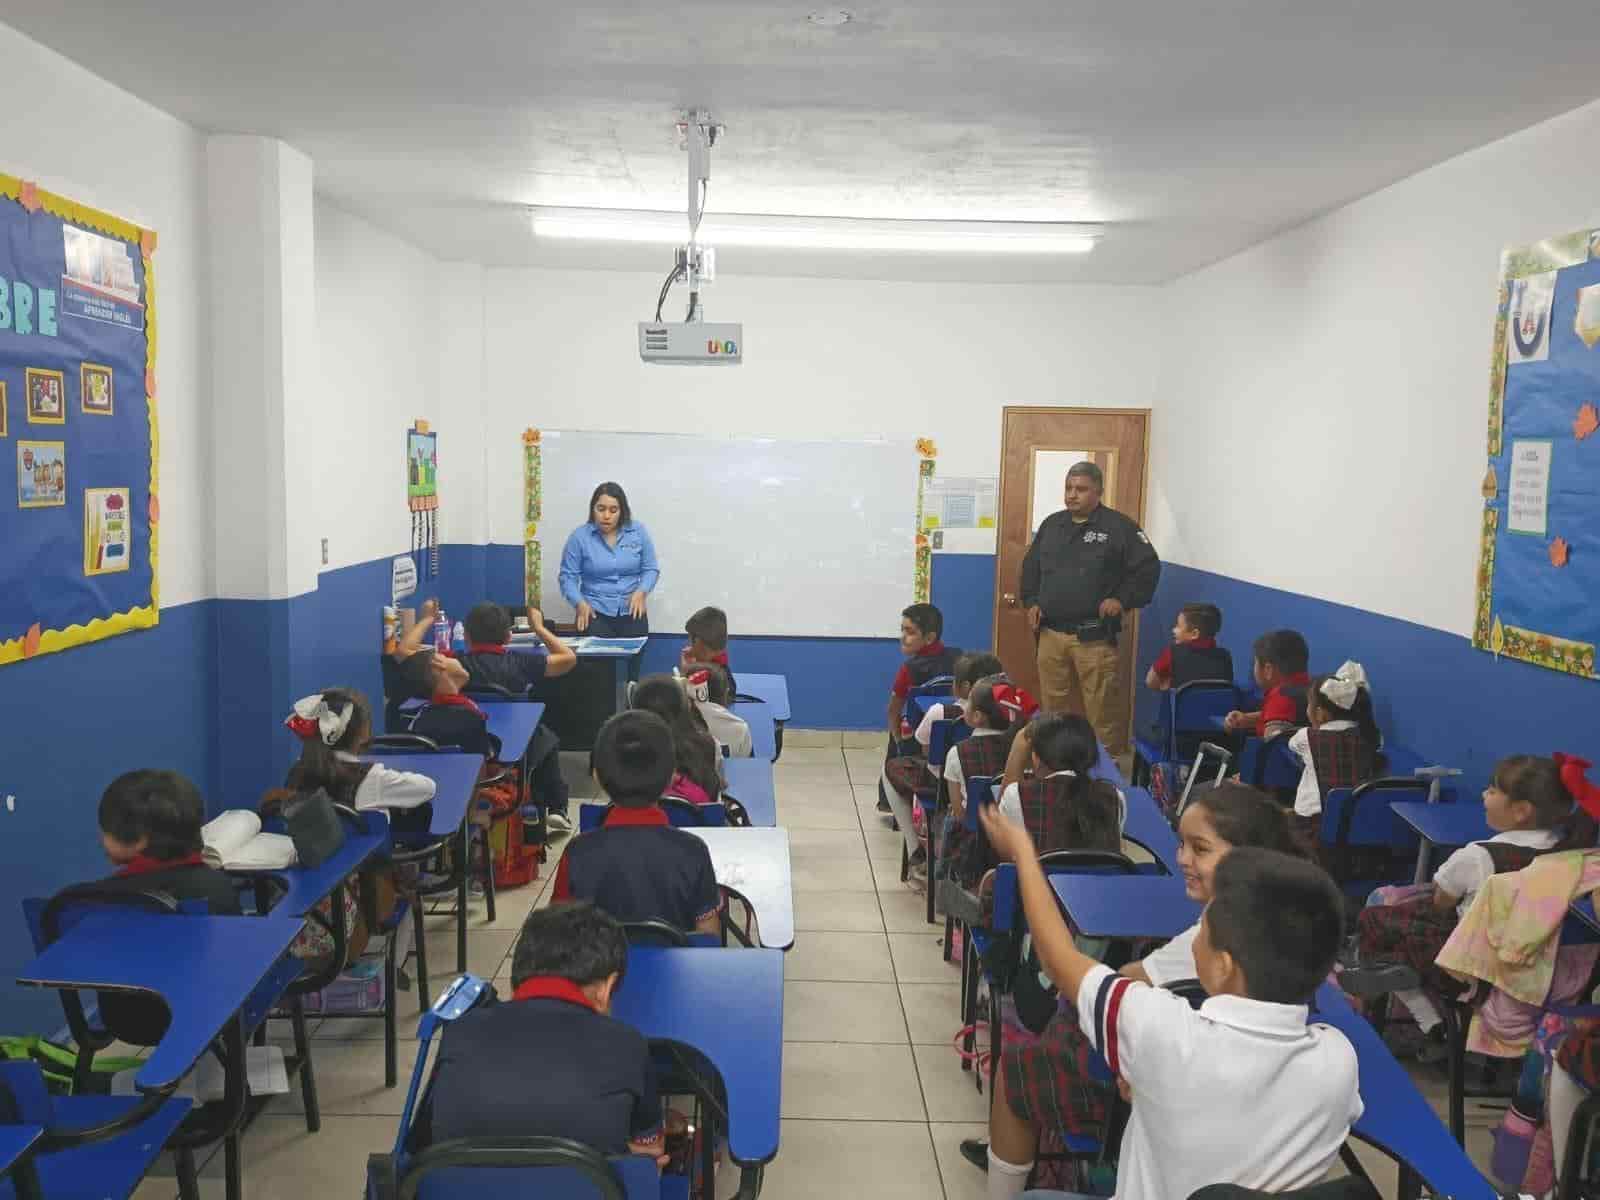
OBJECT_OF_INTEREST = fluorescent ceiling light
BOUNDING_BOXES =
[530,207,1100,255]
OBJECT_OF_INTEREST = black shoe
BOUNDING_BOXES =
[877,795,892,813]
[909,847,928,867]
[1338,963,1421,998]
[959,1139,989,1173]
[1414,1024,1450,1065]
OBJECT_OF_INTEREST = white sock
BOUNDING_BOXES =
[987,1149,1032,1200]
[1396,987,1442,1032]
[882,768,921,856]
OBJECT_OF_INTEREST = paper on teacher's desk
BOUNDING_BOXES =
[201,810,296,870]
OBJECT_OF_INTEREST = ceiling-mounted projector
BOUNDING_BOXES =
[639,110,743,366]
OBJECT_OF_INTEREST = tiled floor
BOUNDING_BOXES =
[133,729,1500,1198]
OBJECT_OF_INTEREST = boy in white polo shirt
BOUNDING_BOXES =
[978,805,1361,1200]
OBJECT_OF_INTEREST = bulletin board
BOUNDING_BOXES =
[0,173,158,666]
[1472,227,1600,678]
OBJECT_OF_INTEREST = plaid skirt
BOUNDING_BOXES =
[1356,895,1462,996]
[883,754,927,800]
[1000,1003,1111,1136]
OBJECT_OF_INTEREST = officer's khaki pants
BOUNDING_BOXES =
[1036,628,1126,757]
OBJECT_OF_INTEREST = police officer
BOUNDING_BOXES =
[1020,461,1160,758]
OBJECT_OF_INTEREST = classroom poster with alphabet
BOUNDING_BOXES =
[0,173,158,666]
[1474,227,1600,678]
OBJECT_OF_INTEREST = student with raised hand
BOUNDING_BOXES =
[975,800,1359,1200]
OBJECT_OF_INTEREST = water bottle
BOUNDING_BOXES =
[452,621,466,653]
[432,609,451,652]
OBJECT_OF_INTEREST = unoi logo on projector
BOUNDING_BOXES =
[706,338,738,355]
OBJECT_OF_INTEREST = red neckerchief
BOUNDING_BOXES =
[467,642,508,656]
[430,692,485,718]
[916,640,946,658]
[709,650,729,667]
[603,805,671,827]
[512,976,599,1010]
[116,851,206,877]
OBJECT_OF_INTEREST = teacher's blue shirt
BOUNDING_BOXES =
[559,522,660,617]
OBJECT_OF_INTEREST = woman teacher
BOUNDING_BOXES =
[558,482,659,636]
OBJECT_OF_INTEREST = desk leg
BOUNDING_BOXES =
[456,826,469,974]
[11,1159,44,1200]
[614,659,629,714]
[1413,838,1435,886]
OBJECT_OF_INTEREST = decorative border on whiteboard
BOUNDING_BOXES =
[522,428,541,608]
[0,173,159,666]
[914,439,936,603]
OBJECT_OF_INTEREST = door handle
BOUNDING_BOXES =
[1002,593,1018,608]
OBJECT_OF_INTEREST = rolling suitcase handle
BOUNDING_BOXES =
[1175,741,1233,817]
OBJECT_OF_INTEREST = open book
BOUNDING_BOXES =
[202,810,296,870]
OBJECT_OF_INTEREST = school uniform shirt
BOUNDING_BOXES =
[1079,965,1362,1200]
[1435,829,1561,916]
[1287,720,1355,818]
[943,725,1003,797]
[697,698,753,758]
[914,700,962,755]
[891,640,959,699]
[332,752,437,813]
[409,693,499,759]
[551,805,721,930]
[457,641,548,695]
[680,647,736,693]
[559,521,660,618]
[1020,505,1161,631]
[1139,923,1200,987]
[996,771,1127,830]
[413,976,661,1154]
[1258,672,1312,736]
[1150,638,1233,686]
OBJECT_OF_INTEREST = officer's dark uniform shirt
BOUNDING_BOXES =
[1020,505,1161,632]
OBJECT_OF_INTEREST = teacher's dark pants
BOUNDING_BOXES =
[587,612,649,638]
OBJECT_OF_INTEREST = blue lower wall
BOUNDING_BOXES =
[1137,563,1600,798]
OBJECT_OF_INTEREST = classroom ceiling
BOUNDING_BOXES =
[6,1,1600,283]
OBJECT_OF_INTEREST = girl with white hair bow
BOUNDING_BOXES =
[1287,661,1384,830]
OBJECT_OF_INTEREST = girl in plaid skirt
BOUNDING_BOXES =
[960,781,1299,1181]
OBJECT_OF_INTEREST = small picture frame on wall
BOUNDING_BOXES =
[17,440,66,508]
[25,368,66,425]
[81,363,114,415]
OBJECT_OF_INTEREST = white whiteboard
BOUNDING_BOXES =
[536,430,917,638]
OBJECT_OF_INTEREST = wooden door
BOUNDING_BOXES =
[993,407,1151,743]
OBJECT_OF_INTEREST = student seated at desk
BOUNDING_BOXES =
[681,604,736,692]
[1144,602,1231,692]
[1341,753,1594,1062]
[631,674,724,805]
[284,689,436,834]
[977,805,1358,1200]
[960,782,1300,1179]
[457,601,575,829]
[552,711,721,938]
[680,662,753,759]
[1223,628,1312,738]
[90,770,243,1045]
[1286,661,1384,846]
[877,603,962,817]
[410,900,666,1163]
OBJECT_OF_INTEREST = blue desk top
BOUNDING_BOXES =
[1311,984,1495,1199]
[730,700,777,761]
[1121,787,1180,872]
[608,947,783,1165]
[720,758,777,827]
[1051,874,1200,940]
[238,826,390,917]
[362,751,483,837]
[735,674,790,722]
[1388,800,1493,848]
[23,1092,193,1198]
[507,635,646,658]
[477,699,545,762]
[0,1124,42,1175]
[14,911,302,1092]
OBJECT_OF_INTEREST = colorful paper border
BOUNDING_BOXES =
[523,429,542,608]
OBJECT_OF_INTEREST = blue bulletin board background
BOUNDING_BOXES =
[1473,228,1600,678]
[0,174,157,666]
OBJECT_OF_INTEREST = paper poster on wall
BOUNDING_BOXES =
[61,224,145,330]
[17,441,65,508]
[1506,440,1551,536]
[1575,284,1600,349]
[83,487,131,575]
[1506,272,1555,364]
[921,476,998,530]
[391,555,417,603]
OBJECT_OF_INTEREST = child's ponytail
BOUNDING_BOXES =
[1029,712,1123,853]
[283,689,373,806]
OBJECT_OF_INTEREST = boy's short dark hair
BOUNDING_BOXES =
[1179,603,1222,639]
[465,602,512,646]
[954,653,1004,688]
[593,710,675,804]
[1205,847,1343,1005]
[1251,629,1309,675]
[684,606,728,651]
[510,901,629,989]
[902,603,943,640]
[99,769,206,860]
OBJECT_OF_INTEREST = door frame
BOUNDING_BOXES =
[991,406,1153,736]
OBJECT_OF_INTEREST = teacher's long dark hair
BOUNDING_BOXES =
[589,482,631,527]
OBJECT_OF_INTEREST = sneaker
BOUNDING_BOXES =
[959,1139,989,1173]
[1338,962,1421,997]
[545,811,572,835]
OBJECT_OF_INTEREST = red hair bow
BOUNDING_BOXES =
[1554,753,1600,821]
[285,715,319,740]
[992,683,1040,722]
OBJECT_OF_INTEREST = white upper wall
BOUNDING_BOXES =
[6,22,210,607]
[480,268,1158,545]
[1150,96,1600,637]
